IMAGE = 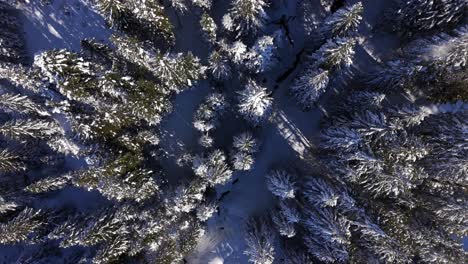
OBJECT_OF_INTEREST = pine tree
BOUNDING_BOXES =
[72,153,160,202]
[322,2,363,37]
[309,94,468,262]
[0,149,24,173]
[208,50,232,81]
[192,149,233,186]
[94,0,175,45]
[200,12,218,44]
[196,201,217,221]
[390,0,466,38]
[0,196,18,214]
[311,37,357,70]
[192,0,213,9]
[193,93,229,134]
[0,119,63,141]
[245,32,281,73]
[224,0,269,37]
[243,219,276,264]
[0,208,43,244]
[231,132,259,171]
[167,0,188,14]
[272,200,300,238]
[266,170,296,200]
[111,34,204,92]
[0,62,46,93]
[0,93,49,116]
[237,79,273,125]
[290,68,329,109]
[224,40,248,65]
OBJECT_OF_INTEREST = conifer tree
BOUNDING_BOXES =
[0,208,43,244]
[266,170,296,200]
[238,79,273,125]
[290,68,329,109]
[200,12,218,44]
[224,0,269,37]
[390,0,466,38]
[322,2,363,37]
[243,219,276,264]
[307,94,468,262]
[245,32,281,73]
[208,50,232,81]
[230,132,259,171]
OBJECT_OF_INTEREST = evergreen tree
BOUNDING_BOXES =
[192,0,213,9]
[230,132,259,171]
[0,208,43,244]
[245,32,281,73]
[311,37,357,70]
[224,0,269,37]
[192,149,233,186]
[243,219,276,264]
[322,2,363,37]
[290,68,329,109]
[266,170,296,200]
[390,0,466,38]
[111,34,204,92]
[193,93,229,147]
[307,94,468,262]
[94,0,175,45]
[200,12,218,44]
[237,79,273,125]
[208,50,232,81]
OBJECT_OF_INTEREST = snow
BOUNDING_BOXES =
[15,0,111,59]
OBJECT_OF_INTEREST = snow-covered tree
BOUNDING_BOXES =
[0,149,23,173]
[111,35,204,92]
[167,0,188,14]
[238,80,273,125]
[208,50,232,81]
[311,37,357,70]
[309,94,468,262]
[0,119,63,141]
[0,62,46,93]
[72,153,160,202]
[266,170,296,199]
[224,0,269,37]
[272,200,300,238]
[0,208,43,244]
[200,12,217,44]
[192,149,233,186]
[0,93,49,116]
[192,0,213,9]
[322,2,363,37]
[196,201,217,221]
[243,219,276,264]
[390,0,466,38]
[245,32,282,73]
[94,0,175,45]
[224,40,248,65]
[193,93,229,133]
[290,68,329,109]
[231,132,259,171]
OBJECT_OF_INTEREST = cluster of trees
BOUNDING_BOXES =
[290,2,363,109]
[0,0,466,263]
[247,1,467,263]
